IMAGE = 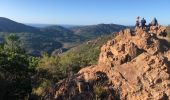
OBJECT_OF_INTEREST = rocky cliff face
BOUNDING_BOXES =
[52,25,170,100]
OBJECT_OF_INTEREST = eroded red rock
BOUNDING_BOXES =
[54,25,170,100]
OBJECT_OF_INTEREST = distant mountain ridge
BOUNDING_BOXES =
[0,17,126,55]
[0,17,40,33]
[70,24,126,38]
[27,23,81,28]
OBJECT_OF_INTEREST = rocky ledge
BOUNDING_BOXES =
[53,25,170,100]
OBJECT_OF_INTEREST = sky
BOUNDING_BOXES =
[0,0,169,25]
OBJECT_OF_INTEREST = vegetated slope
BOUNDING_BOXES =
[41,25,83,43]
[16,32,63,55]
[70,24,126,38]
[0,18,83,55]
[52,25,170,100]
[59,34,115,72]
[0,26,82,56]
[0,17,126,55]
[31,34,115,97]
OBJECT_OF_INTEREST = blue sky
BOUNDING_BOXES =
[0,0,169,25]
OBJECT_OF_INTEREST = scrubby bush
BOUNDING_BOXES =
[0,34,37,100]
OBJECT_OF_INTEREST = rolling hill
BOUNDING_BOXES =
[0,17,40,33]
[40,25,82,42]
[0,17,126,55]
[0,18,83,55]
[70,24,126,38]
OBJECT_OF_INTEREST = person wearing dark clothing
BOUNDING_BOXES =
[135,16,140,27]
[151,17,158,26]
[141,18,146,29]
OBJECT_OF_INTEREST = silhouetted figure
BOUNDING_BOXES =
[151,17,158,26]
[135,16,140,27]
[141,18,146,29]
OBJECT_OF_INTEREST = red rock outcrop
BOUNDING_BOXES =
[54,25,170,100]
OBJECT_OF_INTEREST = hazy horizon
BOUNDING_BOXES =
[0,0,170,25]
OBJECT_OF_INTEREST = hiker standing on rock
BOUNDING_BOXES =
[135,16,140,27]
[141,18,146,29]
[150,17,158,26]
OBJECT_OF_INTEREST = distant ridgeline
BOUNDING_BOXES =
[0,17,126,56]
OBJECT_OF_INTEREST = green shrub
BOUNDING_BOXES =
[0,34,37,100]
